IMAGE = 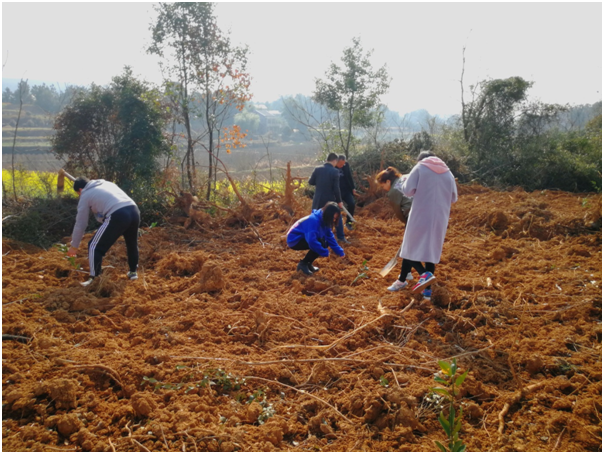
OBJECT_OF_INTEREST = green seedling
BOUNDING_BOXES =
[351,259,370,285]
[138,222,158,237]
[431,358,468,452]
[54,243,81,270]
[379,375,389,388]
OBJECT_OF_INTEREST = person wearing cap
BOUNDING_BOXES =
[335,155,358,238]
[385,151,458,300]
[67,177,140,286]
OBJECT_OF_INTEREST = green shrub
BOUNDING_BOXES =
[2,197,95,248]
[348,139,416,190]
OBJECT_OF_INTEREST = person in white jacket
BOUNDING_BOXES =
[67,177,140,286]
[387,151,458,299]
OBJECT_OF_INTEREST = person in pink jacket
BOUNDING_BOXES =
[387,151,458,300]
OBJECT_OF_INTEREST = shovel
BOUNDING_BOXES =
[379,245,401,278]
[341,205,356,223]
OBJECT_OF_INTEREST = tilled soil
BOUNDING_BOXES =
[2,185,602,452]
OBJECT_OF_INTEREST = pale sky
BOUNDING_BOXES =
[2,2,602,116]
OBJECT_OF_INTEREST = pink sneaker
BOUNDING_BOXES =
[412,272,436,293]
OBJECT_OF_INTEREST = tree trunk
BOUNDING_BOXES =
[205,85,213,201]
[11,81,25,202]
[205,124,214,201]
[344,93,355,159]
[183,103,195,192]
[213,127,220,195]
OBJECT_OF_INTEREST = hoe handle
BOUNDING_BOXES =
[57,169,76,193]
[59,169,76,182]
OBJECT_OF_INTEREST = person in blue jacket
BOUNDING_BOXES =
[286,202,345,275]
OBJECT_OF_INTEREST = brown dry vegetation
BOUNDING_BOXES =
[2,186,602,452]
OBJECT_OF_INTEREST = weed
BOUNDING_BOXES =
[416,390,446,420]
[244,388,275,424]
[431,358,468,452]
[140,366,246,394]
[556,358,578,374]
[246,388,265,404]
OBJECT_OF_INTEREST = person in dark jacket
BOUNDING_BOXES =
[286,202,345,275]
[67,177,140,287]
[308,152,343,211]
[335,155,358,235]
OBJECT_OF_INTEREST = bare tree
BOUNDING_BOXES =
[259,133,274,188]
[10,78,27,201]
[282,95,338,157]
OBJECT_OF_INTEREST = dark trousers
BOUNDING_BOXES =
[336,191,356,239]
[342,191,356,219]
[399,259,435,287]
[290,238,326,265]
[88,205,140,277]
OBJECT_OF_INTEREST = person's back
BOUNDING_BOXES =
[338,162,355,195]
[401,153,457,265]
[68,177,140,286]
[308,153,342,210]
[79,180,136,222]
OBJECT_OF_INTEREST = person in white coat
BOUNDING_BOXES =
[387,151,458,299]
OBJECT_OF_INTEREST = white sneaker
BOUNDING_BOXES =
[387,279,408,292]
[81,278,95,287]
[127,271,138,280]
[406,272,414,281]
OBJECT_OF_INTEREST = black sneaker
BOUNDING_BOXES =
[338,238,351,244]
[308,264,319,273]
[296,261,313,276]
[345,222,354,231]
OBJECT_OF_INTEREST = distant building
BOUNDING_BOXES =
[253,109,283,135]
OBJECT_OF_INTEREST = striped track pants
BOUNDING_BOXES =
[88,205,140,277]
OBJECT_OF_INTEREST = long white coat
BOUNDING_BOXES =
[399,160,458,264]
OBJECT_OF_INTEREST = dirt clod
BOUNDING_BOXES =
[194,260,225,292]
[130,392,157,417]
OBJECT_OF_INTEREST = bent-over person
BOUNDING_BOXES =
[68,177,140,286]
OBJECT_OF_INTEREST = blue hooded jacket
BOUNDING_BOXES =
[286,209,345,257]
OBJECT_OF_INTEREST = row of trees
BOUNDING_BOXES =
[2,81,81,114]
[19,2,600,202]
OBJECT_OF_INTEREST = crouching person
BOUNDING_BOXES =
[67,177,140,286]
[286,202,345,275]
